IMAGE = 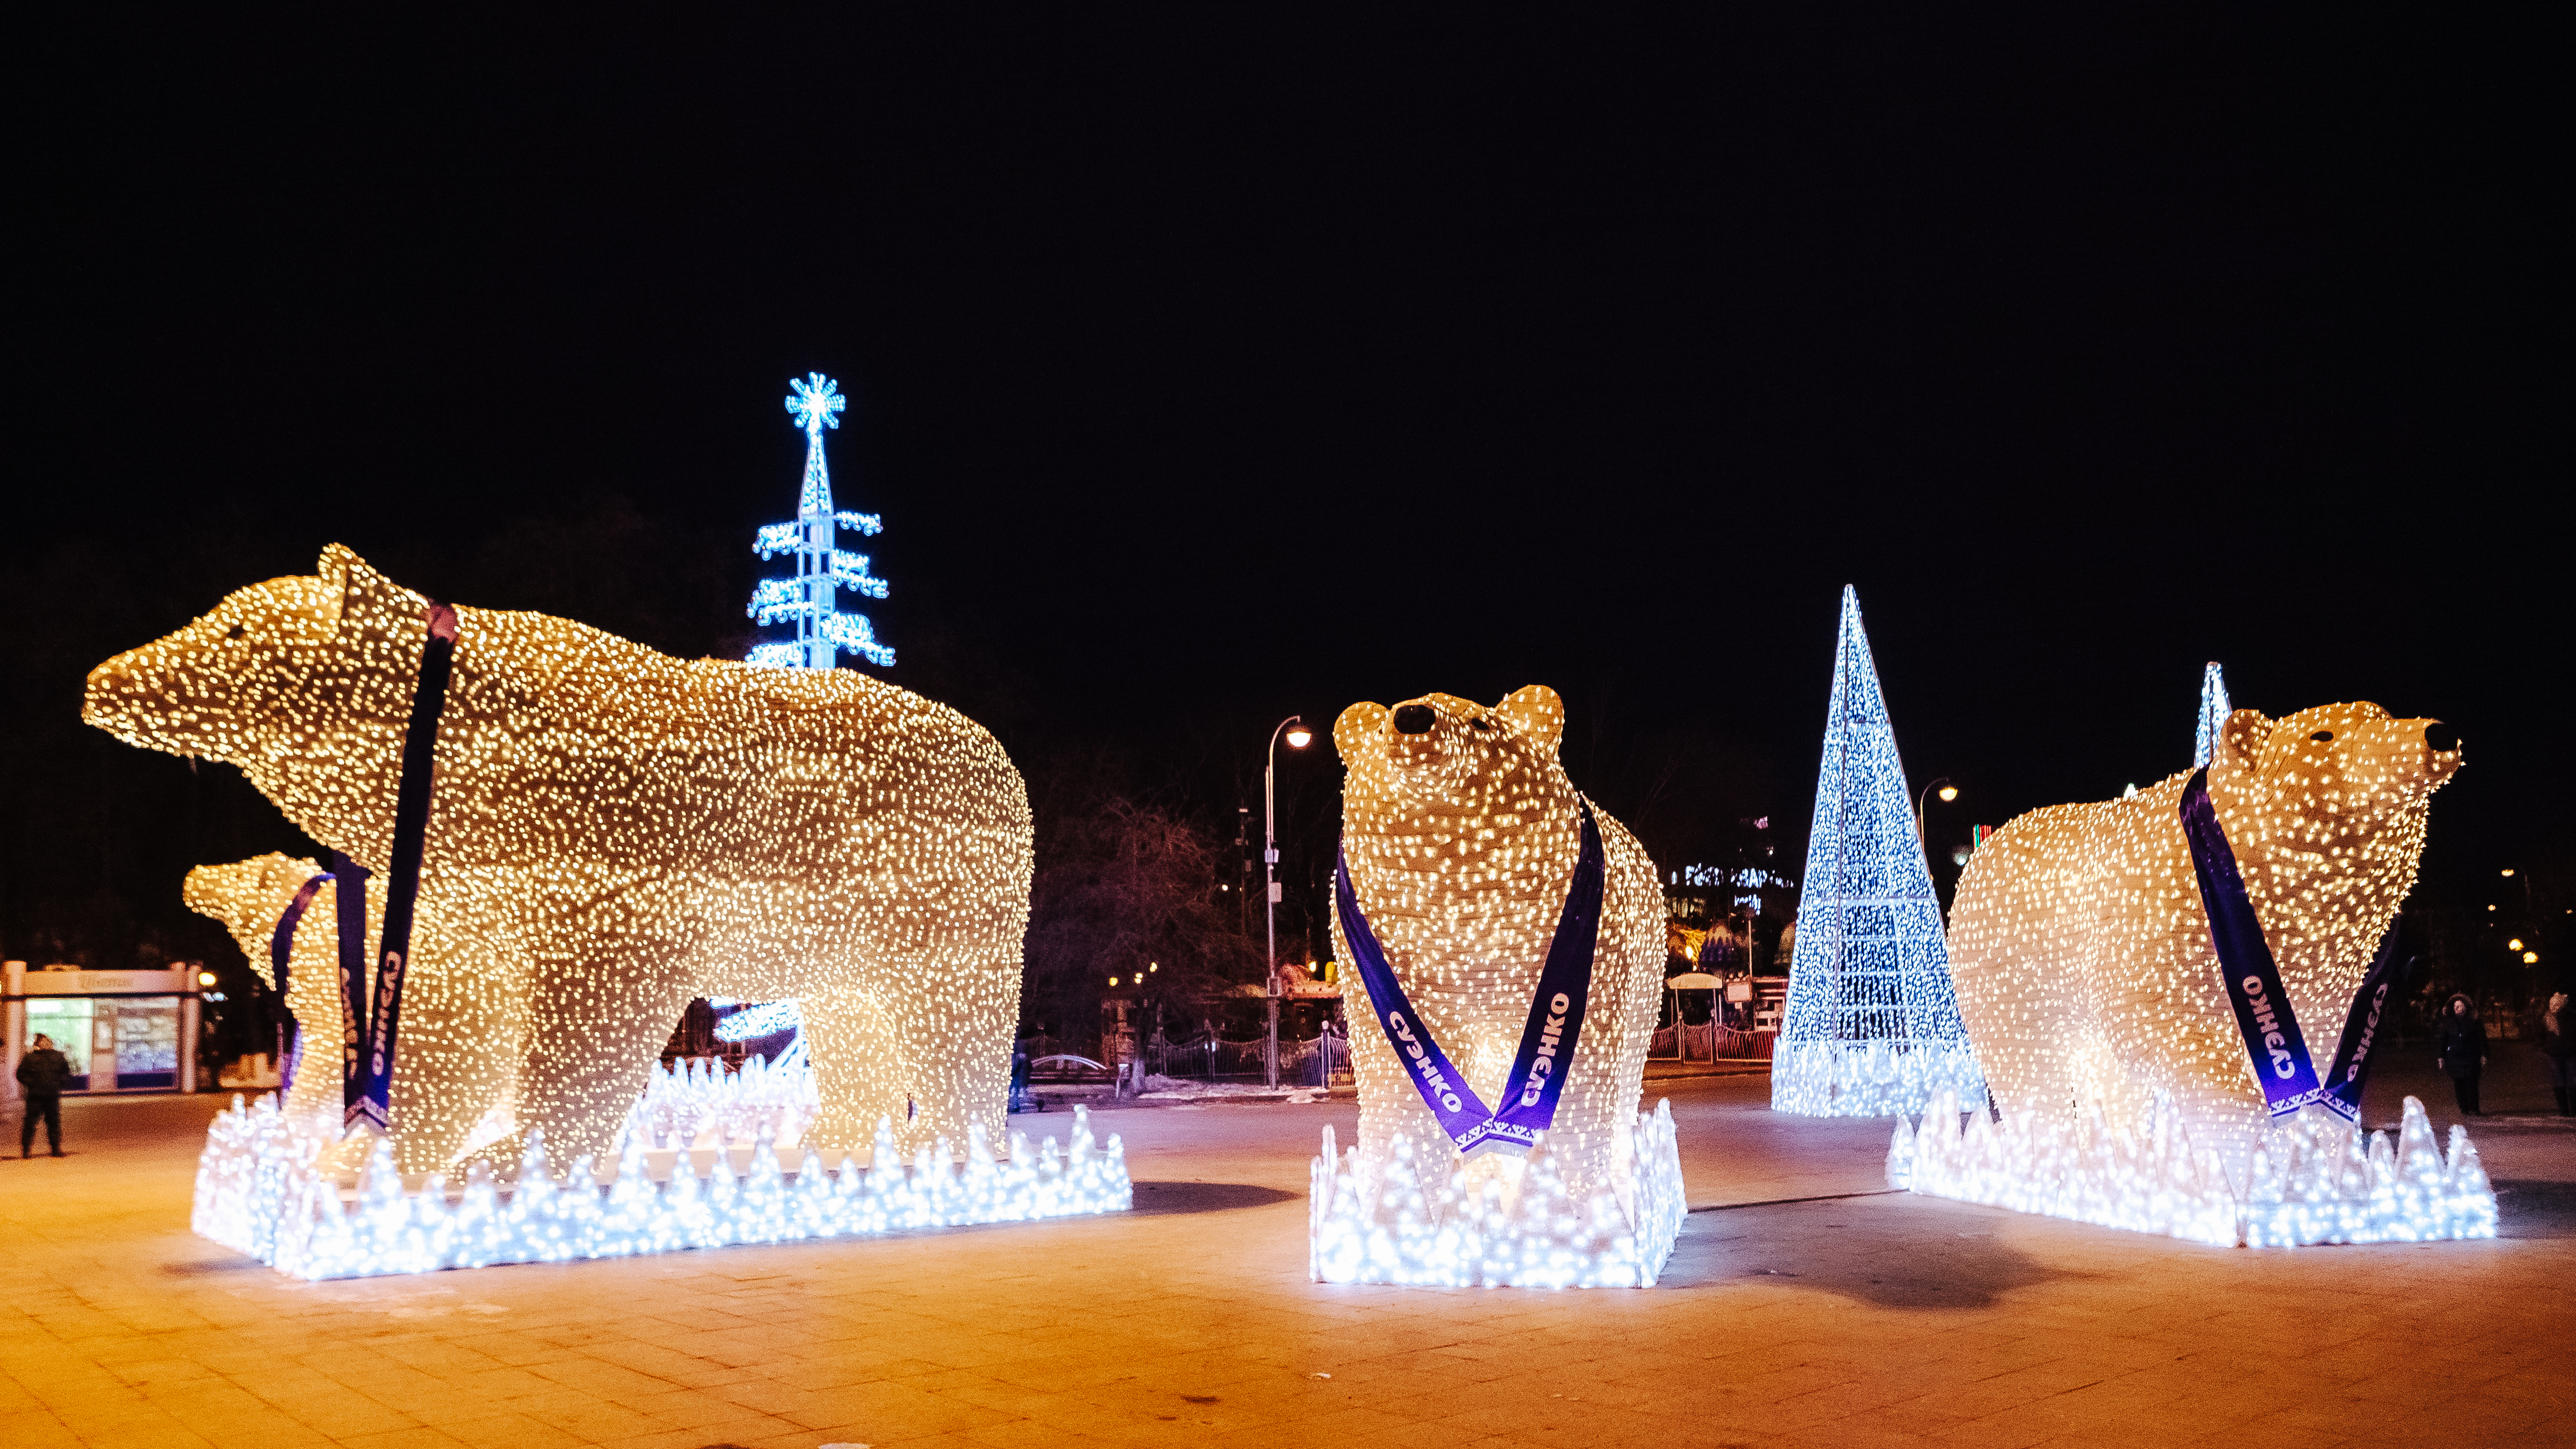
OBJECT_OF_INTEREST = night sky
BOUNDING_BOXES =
[7,12,2564,981]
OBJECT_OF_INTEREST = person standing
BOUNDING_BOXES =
[2433,994,2488,1117]
[15,1032,71,1157]
[2540,990,2574,1117]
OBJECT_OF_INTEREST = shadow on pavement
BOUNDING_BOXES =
[2493,1179,2576,1239]
[1659,1197,2089,1309]
[1128,1180,1301,1215]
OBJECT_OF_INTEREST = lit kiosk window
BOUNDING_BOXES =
[3,959,206,1097]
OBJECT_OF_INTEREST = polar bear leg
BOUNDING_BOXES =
[799,986,909,1164]
[505,942,696,1175]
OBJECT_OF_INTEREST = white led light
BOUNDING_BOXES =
[1892,1090,2495,1246]
[1775,589,1986,1117]
[194,1089,1131,1281]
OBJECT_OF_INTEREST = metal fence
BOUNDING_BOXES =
[1649,1022,1776,1062]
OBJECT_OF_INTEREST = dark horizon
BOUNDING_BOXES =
[7,12,2564,996]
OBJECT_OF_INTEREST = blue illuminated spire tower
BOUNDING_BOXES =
[2192,661,2231,768]
[746,373,894,669]
[1772,586,1987,1116]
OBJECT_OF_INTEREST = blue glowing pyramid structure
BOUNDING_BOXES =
[1772,586,1986,1116]
[2192,661,2230,768]
[746,373,894,669]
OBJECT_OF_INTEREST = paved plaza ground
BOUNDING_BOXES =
[3,1054,2569,1449]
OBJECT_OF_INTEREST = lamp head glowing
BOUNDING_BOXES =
[198,970,219,987]
[1938,786,1959,803]
[2508,939,2524,951]
[2501,868,2516,877]
[1284,718,1314,750]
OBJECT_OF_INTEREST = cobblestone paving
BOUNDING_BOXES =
[3,1056,2568,1448]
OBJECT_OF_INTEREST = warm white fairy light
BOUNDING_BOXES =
[1322,685,1681,1287]
[85,544,1035,1182]
[1775,587,1984,1117]
[194,1091,1130,1281]
[1948,701,2461,1171]
[1890,1090,2495,1246]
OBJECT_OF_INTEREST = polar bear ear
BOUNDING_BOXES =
[319,543,428,640]
[2216,708,2274,777]
[1334,702,1390,762]
[1496,685,1565,756]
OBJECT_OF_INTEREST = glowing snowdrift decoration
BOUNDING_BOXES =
[1307,1103,1686,1289]
[1888,1090,2495,1247]
[1769,1039,1987,1118]
[195,1090,1130,1281]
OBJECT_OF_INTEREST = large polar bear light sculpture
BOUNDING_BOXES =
[1916,702,2493,1245]
[1311,685,1684,1287]
[87,545,1034,1177]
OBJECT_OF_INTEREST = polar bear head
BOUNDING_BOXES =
[2203,700,2461,962]
[84,546,434,845]
[1331,683,1587,950]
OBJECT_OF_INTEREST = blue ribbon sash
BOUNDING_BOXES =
[268,869,332,1092]
[346,601,457,1137]
[331,851,372,1116]
[2317,925,2410,1124]
[2180,769,2323,1118]
[1335,801,1608,1157]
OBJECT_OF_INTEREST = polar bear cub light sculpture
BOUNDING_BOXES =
[1311,685,1684,1287]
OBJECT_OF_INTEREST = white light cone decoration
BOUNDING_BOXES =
[1775,588,1985,1117]
[1309,1104,1686,1288]
[1890,1091,2495,1247]
[194,1089,1129,1281]
[1322,686,1679,1287]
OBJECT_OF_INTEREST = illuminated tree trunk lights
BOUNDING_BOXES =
[1772,587,1986,1117]
[748,372,893,669]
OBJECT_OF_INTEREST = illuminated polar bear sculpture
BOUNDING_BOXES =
[1919,702,2492,1245]
[1311,686,1684,1287]
[87,545,1034,1178]
[183,853,377,1127]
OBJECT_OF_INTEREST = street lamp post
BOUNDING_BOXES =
[1914,778,1958,850]
[1265,715,1314,1088]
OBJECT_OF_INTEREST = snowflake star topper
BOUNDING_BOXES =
[785,372,846,436]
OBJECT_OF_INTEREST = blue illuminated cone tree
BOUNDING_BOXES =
[746,373,893,669]
[1772,586,1986,1116]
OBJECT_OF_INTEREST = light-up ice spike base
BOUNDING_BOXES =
[1888,1090,2495,1247]
[194,1095,1130,1281]
[1308,1101,1686,1288]
[1770,1039,1988,1118]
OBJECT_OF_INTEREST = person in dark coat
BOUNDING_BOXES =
[15,1033,72,1157]
[2540,990,2574,1117]
[2432,994,2488,1116]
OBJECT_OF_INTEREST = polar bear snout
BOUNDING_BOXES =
[1393,704,1437,735]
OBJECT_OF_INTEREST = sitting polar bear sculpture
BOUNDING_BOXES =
[86,545,1033,1176]
[1312,685,1684,1287]
[1947,702,2461,1162]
